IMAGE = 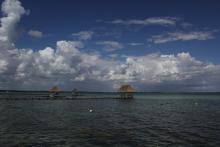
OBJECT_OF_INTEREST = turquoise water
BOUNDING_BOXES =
[0,92,220,146]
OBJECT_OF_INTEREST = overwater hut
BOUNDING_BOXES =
[119,85,135,99]
[49,86,60,95]
[72,88,79,97]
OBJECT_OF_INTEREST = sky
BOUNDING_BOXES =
[0,0,220,91]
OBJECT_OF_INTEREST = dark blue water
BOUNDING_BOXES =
[0,93,220,146]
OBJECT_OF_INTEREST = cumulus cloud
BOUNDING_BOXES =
[72,31,94,40]
[96,41,123,52]
[109,17,178,26]
[149,31,215,44]
[107,52,220,91]
[0,59,8,73]
[0,0,26,78]
[28,30,43,38]
[0,0,220,91]
[13,43,220,91]
[0,0,25,46]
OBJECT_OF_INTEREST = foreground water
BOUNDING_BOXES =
[0,93,220,147]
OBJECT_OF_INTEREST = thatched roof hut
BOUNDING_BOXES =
[72,88,79,97]
[119,85,135,99]
[72,88,78,93]
[49,86,60,93]
[119,85,135,93]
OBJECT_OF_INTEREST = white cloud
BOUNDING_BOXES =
[0,0,25,45]
[72,31,94,40]
[0,0,26,78]
[28,30,43,38]
[96,41,123,52]
[149,31,215,44]
[127,43,144,46]
[106,52,220,91]
[11,41,220,91]
[0,59,8,73]
[2,39,220,91]
[180,22,193,28]
[110,17,178,26]
[0,0,220,91]
[108,54,119,58]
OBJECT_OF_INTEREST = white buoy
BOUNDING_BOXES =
[89,109,93,112]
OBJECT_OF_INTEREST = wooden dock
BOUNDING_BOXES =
[0,97,121,100]
[0,91,135,100]
[0,93,122,100]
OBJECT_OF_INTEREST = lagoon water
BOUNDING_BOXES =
[0,93,220,146]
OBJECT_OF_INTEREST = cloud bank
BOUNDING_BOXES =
[0,0,220,91]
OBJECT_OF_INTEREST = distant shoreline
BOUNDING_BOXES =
[0,90,220,94]
[1,90,220,101]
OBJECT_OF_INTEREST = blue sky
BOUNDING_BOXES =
[0,0,220,91]
[13,0,220,63]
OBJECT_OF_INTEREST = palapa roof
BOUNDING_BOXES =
[119,85,135,92]
[49,86,60,93]
[72,88,78,92]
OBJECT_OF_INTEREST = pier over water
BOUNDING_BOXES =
[0,91,127,100]
[0,85,136,100]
